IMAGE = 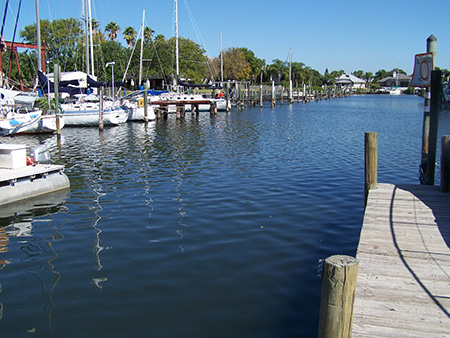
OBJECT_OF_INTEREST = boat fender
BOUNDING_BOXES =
[26,156,35,166]
[138,99,144,107]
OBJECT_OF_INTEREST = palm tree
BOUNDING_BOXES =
[144,27,154,41]
[105,22,120,41]
[123,26,137,48]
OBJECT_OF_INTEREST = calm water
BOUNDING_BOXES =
[1,95,447,337]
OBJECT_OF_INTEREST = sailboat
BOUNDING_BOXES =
[48,0,128,127]
[147,0,230,112]
[389,72,401,95]
[0,0,64,136]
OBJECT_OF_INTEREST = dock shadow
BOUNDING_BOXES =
[390,184,450,318]
[396,184,450,249]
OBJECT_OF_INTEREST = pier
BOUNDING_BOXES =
[352,183,450,337]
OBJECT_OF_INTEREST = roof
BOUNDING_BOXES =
[335,74,365,84]
[378,74,411,83]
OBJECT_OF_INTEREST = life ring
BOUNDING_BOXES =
[138,99,144,107]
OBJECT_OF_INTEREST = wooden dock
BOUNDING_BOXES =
[352,183,450,337]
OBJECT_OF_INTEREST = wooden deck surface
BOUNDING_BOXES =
[353,183,450,337]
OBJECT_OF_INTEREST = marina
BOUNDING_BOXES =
[1,95,446,337]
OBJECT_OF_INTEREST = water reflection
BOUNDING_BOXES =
[0,190,68,330]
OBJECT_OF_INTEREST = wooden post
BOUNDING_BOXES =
[318,255,359,338]
[280,86,284,105]
[260,73,263,108]
[424,69,442,185]
[365,132,378,206]
[143,86,148,123]
[99,86,104,130]
[53,63,61,136]
[441,136,450,192]
[271,80,275,107]
[420,34,437,183]
[225,82,230,112]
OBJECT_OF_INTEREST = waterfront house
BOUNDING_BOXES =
[378,73,411,89]
[335,74,365,92]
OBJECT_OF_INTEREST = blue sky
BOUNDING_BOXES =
[2,0,450,75]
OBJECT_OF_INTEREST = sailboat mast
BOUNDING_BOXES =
[220,31,223,84]
[139,9,145,86]
[289,47,293,101]
[175,0,179,89]
[88,0,94,77]
[35,0,41,71]
[84,0,89,75]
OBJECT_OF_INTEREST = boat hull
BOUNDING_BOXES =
[128,106,156,121]
[61,107,129,127]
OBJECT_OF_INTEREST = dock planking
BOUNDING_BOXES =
[352,183,450,338]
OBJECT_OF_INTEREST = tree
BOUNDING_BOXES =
[222,47,251,81]
[353,70,364,79]
[238,48,265,83]
[105,22,120,41]
[123,26,137,48]
[144,27,154,41]
[20,18,83,71]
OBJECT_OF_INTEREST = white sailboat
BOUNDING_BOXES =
[148,0,230,112]
[54,0,128,127]
[0,0,64,136]
[389,72,401,95]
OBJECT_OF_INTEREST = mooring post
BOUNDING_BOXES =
[441,136,450,192]
[260,76,263,108]
[271,80,275,107]
[99,86,104,130]
[424,69,442,185]
[225,82,230,112]
[53,63,61,136]
[143,85,148,123]
[318,255,359,338]
[420,34,437,183]
[364,132,378,206]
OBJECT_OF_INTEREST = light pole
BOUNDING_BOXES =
[106,61,115,101]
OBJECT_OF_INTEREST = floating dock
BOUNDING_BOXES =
[0,144,70,205]
[352,183,450,337]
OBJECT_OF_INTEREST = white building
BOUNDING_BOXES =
[335,74,366,91]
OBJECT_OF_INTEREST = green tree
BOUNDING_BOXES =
[222,47,251,81]
[238,47,265,83]
[20,18,83,72]
[144,27,155,41]
[353,70,364,78]
[105,22,120,41]
[123,26,137,48]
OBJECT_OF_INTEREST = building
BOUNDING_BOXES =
[335,74,366,91]
[378,73,411,89]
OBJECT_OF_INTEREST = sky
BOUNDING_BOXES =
[2,0,450,75]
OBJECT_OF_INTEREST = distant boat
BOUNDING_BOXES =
[389,71,402,95]
[60,95,129,127]
[122,93,156,121]
[389,88,401,95]
[0,110,64,136]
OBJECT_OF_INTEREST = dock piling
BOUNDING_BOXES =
[99,86,104,130]
[364,132,378,206]
[318,255,359,338]
[441,136,450,192]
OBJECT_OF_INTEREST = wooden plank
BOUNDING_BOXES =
[353,183,450,337]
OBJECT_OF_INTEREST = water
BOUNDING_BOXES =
[0,95,446,337]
